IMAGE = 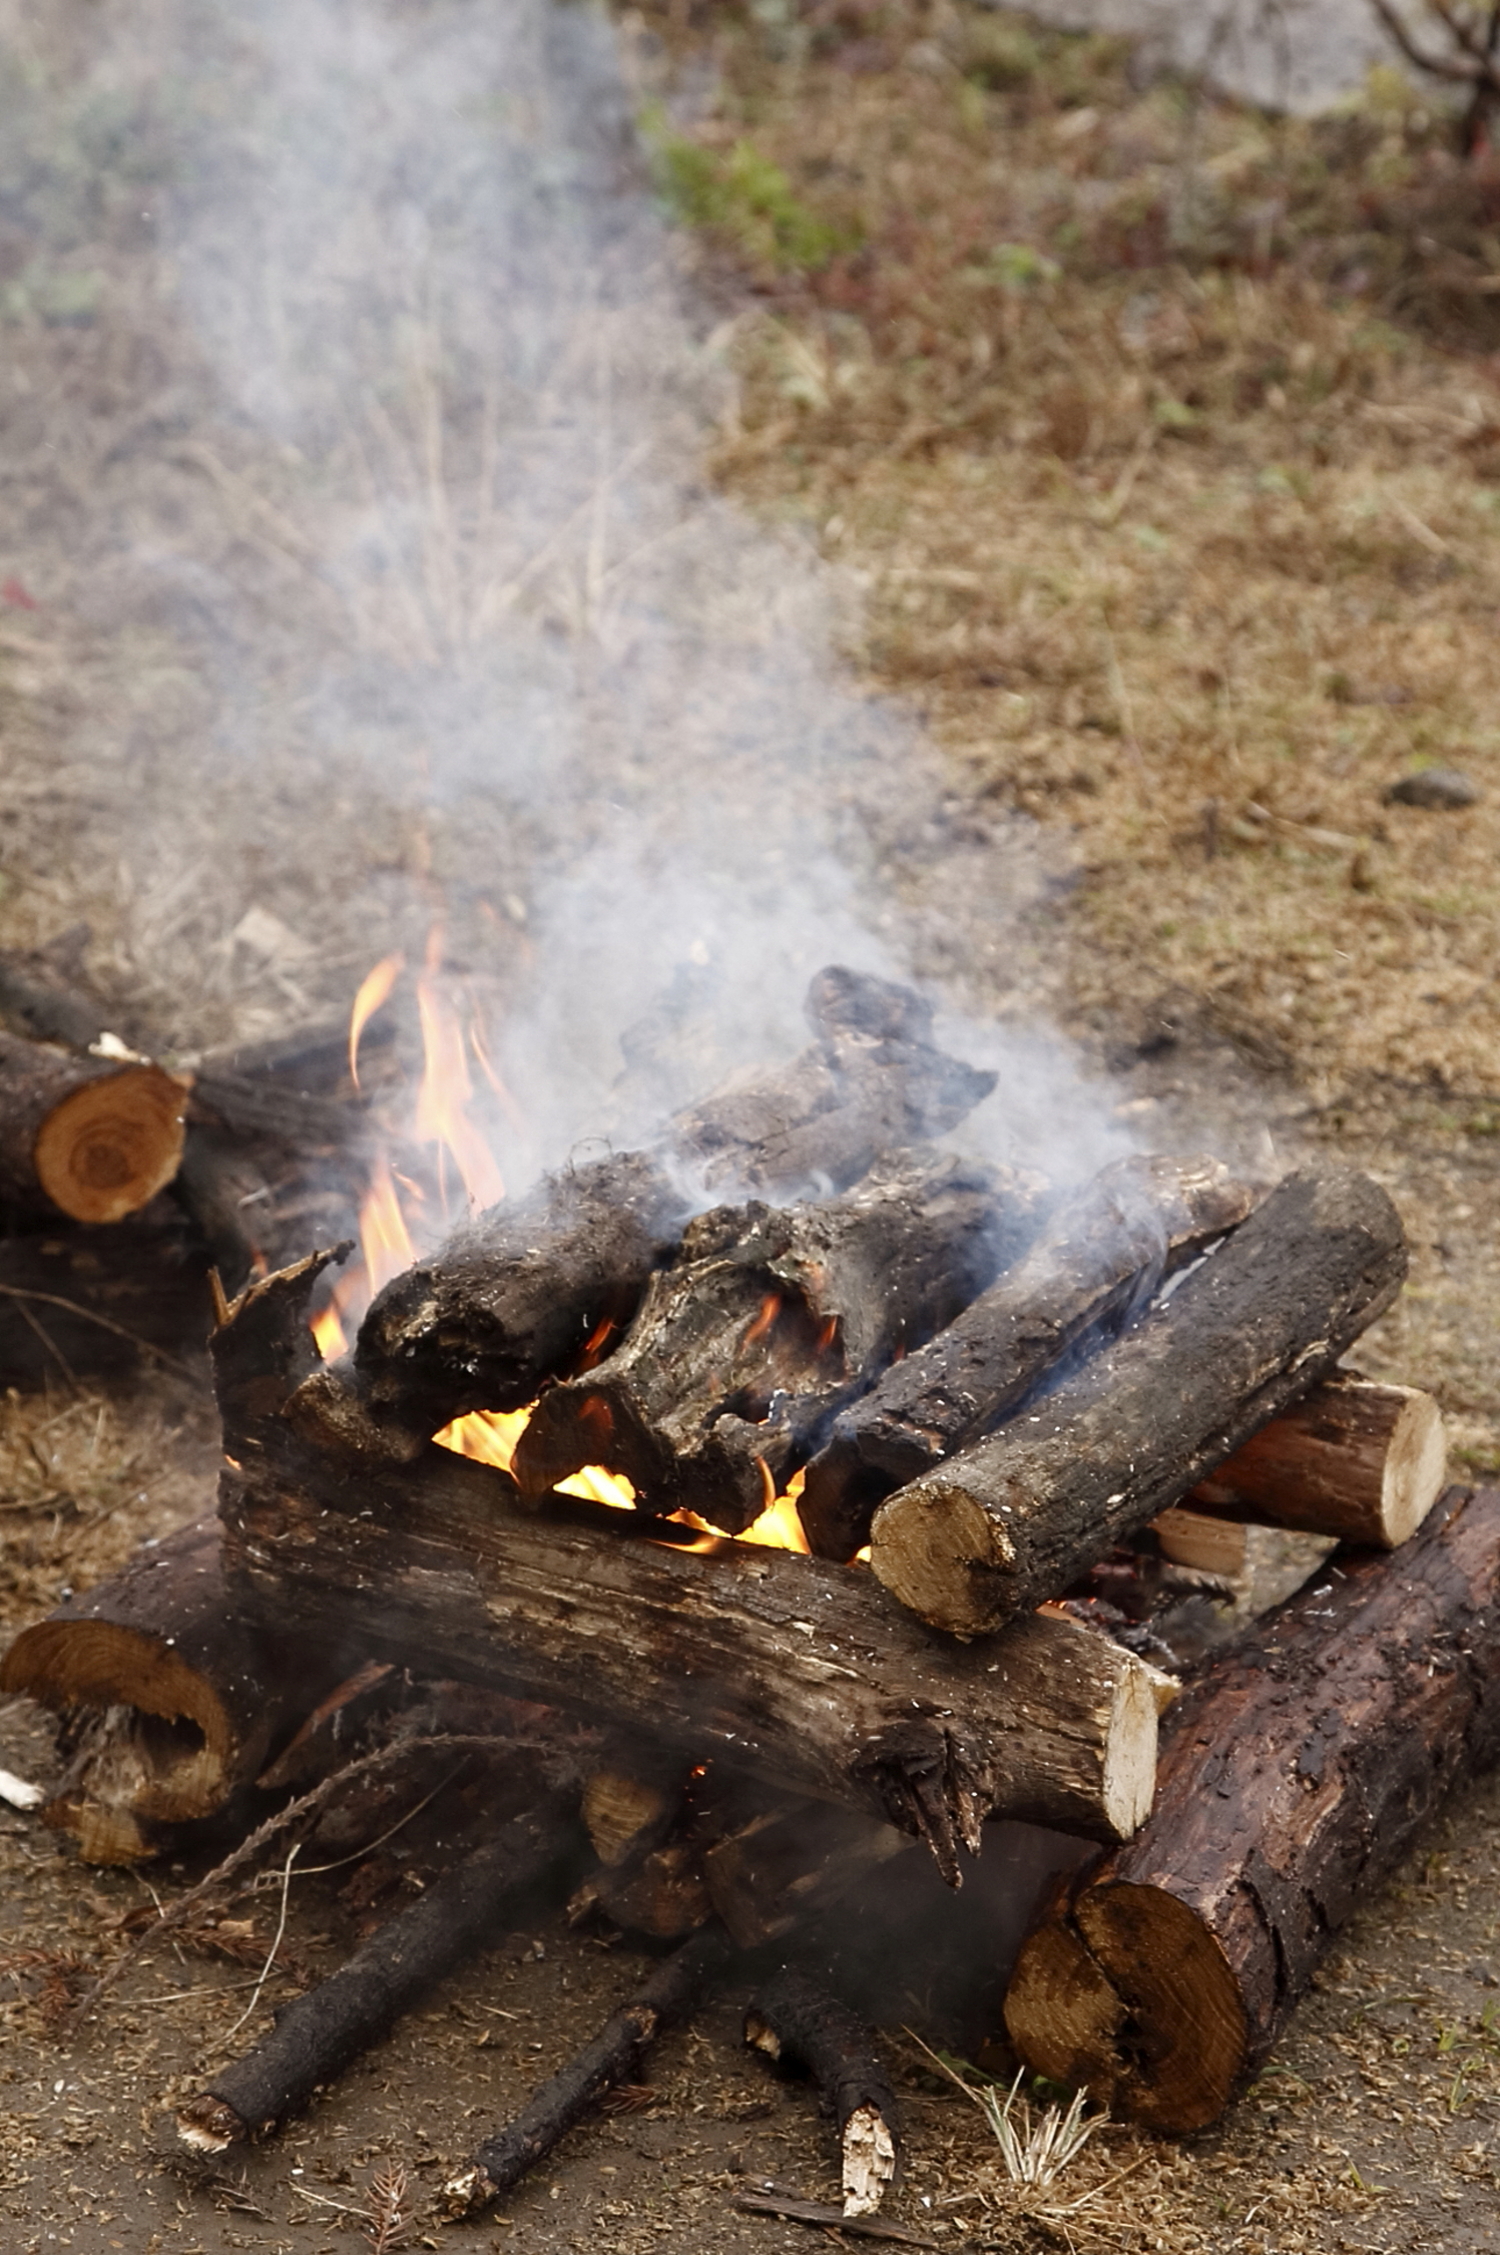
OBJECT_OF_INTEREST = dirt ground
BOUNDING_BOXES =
[1,1,1500,2250]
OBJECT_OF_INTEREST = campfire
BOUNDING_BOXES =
[1,945,1495,2227]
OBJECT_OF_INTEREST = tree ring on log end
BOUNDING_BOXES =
[1073,1881,1247,2132]
[868,1482,1014,1639]
[33,1064,186,1223]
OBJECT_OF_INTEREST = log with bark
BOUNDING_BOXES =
[0,1030,186,1225]
[869,1167,1408,1637]
[797,1153,1257,1563]
[171,1790,582,2155]
[442,1925,734,2217]
[217,1254,1174,1880]
[0,1213,210,1387]
[1189,1372,1446,1549]
[512,1152,1046,1535]
[0,1515,348,1863]
[1003,1484,1500,2132]
[744,1968,900,2217]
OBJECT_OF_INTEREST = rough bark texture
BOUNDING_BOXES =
[448,1926,733,2215]
[1191,1373,1447,1549]
[870,1168,1407,1637]
[0,1516,342,1864]
[0,1030,186,1225]
[172,1795,580,2153]
[799,1154,1257,1563]
[745,1968,900,2217]
[1004,1486,1500,2132]
[354,1150,689,1435]
[513,1152,1044,1534]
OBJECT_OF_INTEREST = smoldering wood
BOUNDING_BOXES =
[744,1968,900,2218]
[171,1793,582,2156]
[0,1515,345,1865]
[1003,1485,1500,2134]
[1190,1372,1447,1550]
[354,1150,690,1436]
[869,1168,1408,1638]
[797,1153,1258,1564]
[513,1152,1043,1535]
[445,1926,733,2216]
[0,1030,187,1226]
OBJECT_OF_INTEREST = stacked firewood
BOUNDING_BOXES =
[6,964,1498,2211]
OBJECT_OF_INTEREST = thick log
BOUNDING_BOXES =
[0,1516,343,1863]
[171,1793,580,2155]
[745,1969,899,2217]
[0,1030,186,1225]
[513,1153,1043,1534]
[0,1214,211,1385]
[1004,1485,1500,2132]
[798,1154,1257,1564]
[1190,1373,1446,1549]
[869,1168,1407,1638]
[444,1926,733,2216]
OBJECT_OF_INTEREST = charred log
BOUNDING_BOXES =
[870,1168,1408,1637]
[171,1793,581,2155]
[513,1152,1042,1534]
[745,1968,899,2217]
[798,1154,1257,1563]
[1004,1485,1500,2132]
[444,1925,733,2215]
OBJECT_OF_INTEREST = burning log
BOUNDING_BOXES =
[869,1168,1408,1638]
[170,1792,580,2156]
[0,1030,186,1225]
[513,1152,1043,1534]
[1003,1484,1500,2133]
[797,1154,1257,1563]
[443,1925,733,2217]
[744,1969,899,2218]
[0,1516,343,1864]
[1189,1373,1446,1549]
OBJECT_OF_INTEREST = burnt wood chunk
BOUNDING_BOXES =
[1190,1372,1446,1550]
[355,1151,688,1435]
[745,1969,900,2217]
[799,1153,1257,1563]
[870,1168,1408,1637]
[446,1926,733,2215]
[0,1030,186,1225]
[172,1795,579,2154]
[1004,1486,1500,2132]
[513,1153,1044,1534]
[0,1516,344,1864]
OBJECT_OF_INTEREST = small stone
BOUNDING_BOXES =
[1384,767,1481,810]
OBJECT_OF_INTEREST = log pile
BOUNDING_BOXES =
[4,960,1490,2213]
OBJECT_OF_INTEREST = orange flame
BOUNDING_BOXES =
[743,1292,781,1348]
[311,1302,349,1362]
[415,933,506,1217]
[359,1154,417,1296]
[736,1463,812,1554]
[348,953,403,1089]
[434,1405,532,1472]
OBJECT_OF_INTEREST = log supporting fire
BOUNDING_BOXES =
[1,961,1488,2226]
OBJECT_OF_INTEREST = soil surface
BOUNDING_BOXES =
[0,4,1497,2254]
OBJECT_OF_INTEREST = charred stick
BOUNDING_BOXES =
[1004,1485,1500,2132]
[745,1969,899,2218]
[444,1925,734,2215]
[514,1151,1044,1534]
[798,1153,1257,1562]
[870,1168,1408,1637]
[170,1791,582,2155]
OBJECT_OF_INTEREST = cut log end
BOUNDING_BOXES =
[869,1483,1014,1640]
[1194,1376,1447,1551]
[1101,1655,1169,1840]
[35,1063,186,1223]
[172,2095,250,2157]
[1004,1881,1249,2134]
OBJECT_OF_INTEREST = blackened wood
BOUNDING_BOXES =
[172,1794,580,2153]
[731,2192,936,2247]
[702,1800,907,1949]
[1004,1485,1500,2132]
[513,1153,1042,1534]
[745,1968,899,2216]
[870,1168,1407,1637]
[0,1515,343,1864]
[0,1030,186,1225]
[799,1154,1257,1563]
[354,1152,689,1435]
[448,1926,732,2213]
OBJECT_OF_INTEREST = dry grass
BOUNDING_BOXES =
[637,0,1500,1107]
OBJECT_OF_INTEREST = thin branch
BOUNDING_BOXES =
[1367,0,1482,80]
[215,1844,299,2044]
[0,1286,196,1378]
